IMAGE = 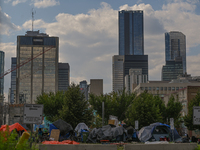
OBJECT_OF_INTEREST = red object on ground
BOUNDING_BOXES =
[42,140,80,145]
[0,123,27,132]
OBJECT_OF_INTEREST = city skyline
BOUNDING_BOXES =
[1,0,200,101]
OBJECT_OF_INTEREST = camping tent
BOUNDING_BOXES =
[138,122,181,142]
[75,123,89,134]
[52,119,73,136]
[0,123,27,132]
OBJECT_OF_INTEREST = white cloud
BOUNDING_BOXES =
[20,1,200,93]
[12,0,27,6]
[32,0,60,8]
[0,7,21,35]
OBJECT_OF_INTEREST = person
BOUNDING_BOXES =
[38,128,43,142]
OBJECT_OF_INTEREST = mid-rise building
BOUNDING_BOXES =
[119,10,144,55]
[112,55,124,92]
[16,30,59,104]
[58,63,70,91]
[162,57,183,81]
[79,80,89,100]
[113,55,148,92]
[125,68,148,93]
[0,51,5,103]
[89,79,103,96]
[134,77,200,99]
[10,57,17,104]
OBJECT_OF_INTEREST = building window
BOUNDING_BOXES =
[168,87,171,91]
[164,87,167,91]
[149,87,151,91]
[156,87,159,91]
[140,87,143,90]
[153,87,155,91]
[160,87,163,91]
[172,87,175,91]
[145,87,148,90]
[176,87,179,91]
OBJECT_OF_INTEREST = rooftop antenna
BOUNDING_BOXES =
[32,8,36,31]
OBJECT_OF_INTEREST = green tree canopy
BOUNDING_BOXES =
[165,95,182,129]
[125,92,163,129]
[184,92,200,130]
[36,83,93,128]
[89,89,136,122]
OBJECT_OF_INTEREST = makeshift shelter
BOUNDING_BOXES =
[52,119,73,136]
[75,123,89,134]
[138,122,181,142]
[0,123,27,132]
[87,124,127,143]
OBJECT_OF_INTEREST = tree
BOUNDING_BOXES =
[184,92,200,130]
[165,95,182,129]
[125,92,163,129]
[36,83,93,128]
[89,89,136,123]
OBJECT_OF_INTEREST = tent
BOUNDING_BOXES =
[138,122,181,142]
[87,124,127,143]
[0,123,27,132]
[75,123,89,134]
[52,119,73,136]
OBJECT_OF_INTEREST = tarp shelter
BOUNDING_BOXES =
[87,124,127,143]
[0,123,27,132]
[52,119,73,136]
[138,122,181,142]
[75,123,89,134]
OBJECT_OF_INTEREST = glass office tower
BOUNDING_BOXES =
[119,10,144,55]
[0,51,5,98]
[16,31,59,104]
[165,31,186,74]
[58,63,70,91]
[162,58,183,81]
[10,57,17,104]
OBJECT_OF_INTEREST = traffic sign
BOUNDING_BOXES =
[193,106,200,125]
[23,104,43,124]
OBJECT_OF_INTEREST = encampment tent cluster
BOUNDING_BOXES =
[43,120,185,144]
[0,120,186,144]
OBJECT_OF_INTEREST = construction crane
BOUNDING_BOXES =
[0,45,55,79]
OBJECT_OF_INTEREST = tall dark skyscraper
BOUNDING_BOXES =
[113,10,148,92]
[119,10,144,55]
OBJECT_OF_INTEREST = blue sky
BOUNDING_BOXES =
[1,0,200,101]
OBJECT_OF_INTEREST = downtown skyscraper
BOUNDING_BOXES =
[119,10,144,55]
[16,30,59,104]
[165,31,186,74]
[162,31,186,81]
[113,10,148,92]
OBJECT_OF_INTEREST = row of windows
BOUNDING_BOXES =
[140,86,186,91]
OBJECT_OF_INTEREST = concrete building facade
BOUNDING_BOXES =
[89,79,103,96]
[16,30,59,104]
[134,79,200,99]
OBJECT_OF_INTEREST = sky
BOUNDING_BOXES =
[1,0,200,101]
